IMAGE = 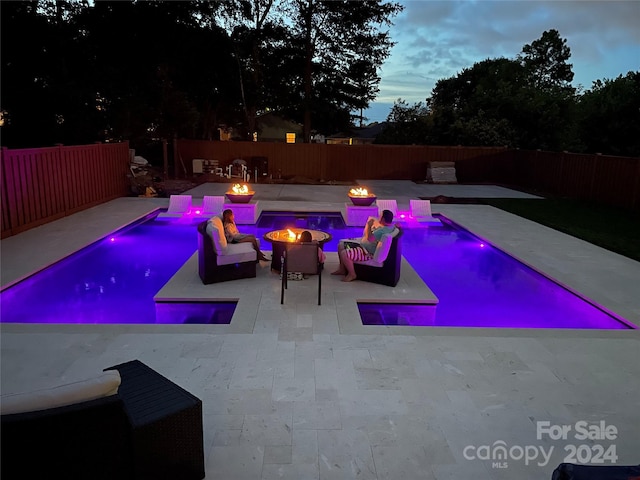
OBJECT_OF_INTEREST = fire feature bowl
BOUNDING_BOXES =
[348,194,377,207]
[225,192,255,204]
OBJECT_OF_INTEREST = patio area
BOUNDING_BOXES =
[1,181,639,479]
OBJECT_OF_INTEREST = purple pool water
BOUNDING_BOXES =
[0,212,633,328]
[0,214,217,324]
[386,221,632,329]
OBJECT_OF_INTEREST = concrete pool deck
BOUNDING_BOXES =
[1,181,639,479]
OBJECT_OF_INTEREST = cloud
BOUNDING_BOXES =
[374,0,640,106]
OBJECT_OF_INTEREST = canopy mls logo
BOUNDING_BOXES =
[464,420,619,469]
[463,441,553,468]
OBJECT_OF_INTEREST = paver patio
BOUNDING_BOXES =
[2,181,638,480]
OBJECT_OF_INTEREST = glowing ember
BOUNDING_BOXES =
[231,184,249,195]
[349,187,370,197]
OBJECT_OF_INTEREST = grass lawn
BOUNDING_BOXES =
[483,198,640,262]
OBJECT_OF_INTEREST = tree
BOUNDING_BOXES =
[516,29,577,150]
[422,31,579,151]
[0,1,241,148]
[374,99,430,145]
[577,71,640,157]
[0,1,95,147]
[79,0,237,144]
[518,28,574,91]
[223,0,292,140]
[285,0,402,141]
[427,58,529,147]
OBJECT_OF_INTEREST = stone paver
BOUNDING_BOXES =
[2,183,639,479]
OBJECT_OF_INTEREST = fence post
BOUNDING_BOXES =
[590,153,600,202]
[162,139,168,180]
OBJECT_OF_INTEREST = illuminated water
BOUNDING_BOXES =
[0,212,632,328]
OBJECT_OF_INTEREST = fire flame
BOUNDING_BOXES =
[231,184,249,194]
[349,187,369,197]
[286,229,299,241]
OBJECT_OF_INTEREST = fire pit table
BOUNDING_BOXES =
[263,228,332,273]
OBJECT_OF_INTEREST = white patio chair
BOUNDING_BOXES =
[410,199,440,224]
[410,199,431,217]
[376,199,397,219]
[197,195,225,218]
[157,195,192,218]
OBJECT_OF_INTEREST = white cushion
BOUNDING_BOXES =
[217,242,257,265]
[0,370,121,415]
[206,216,228,254]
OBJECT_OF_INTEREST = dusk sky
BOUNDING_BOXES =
[362,0,640,123]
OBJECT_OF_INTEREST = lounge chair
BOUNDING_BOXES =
[195,195,225,218]
[376,199,397,218]
[157,195,193,218]
[409,199,441,224]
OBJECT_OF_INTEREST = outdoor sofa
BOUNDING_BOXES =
[340,218,403,287]
[197,216,257,284]
[1,360,205,480]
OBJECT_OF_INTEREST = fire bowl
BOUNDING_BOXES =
[349,195,377,206]
[226,193,255,204]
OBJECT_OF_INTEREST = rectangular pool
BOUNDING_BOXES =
[0,211,634,328]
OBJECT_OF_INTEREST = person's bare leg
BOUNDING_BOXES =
[238,236,268,260]
[340,249,357,282]
[252,238,268,260]
[332,242,347,275]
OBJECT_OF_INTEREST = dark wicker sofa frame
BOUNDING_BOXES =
[197,220,256,284]
[353,228,402,287]
[1,360,205,480]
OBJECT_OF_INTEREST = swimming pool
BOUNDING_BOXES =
[0,211,633,328]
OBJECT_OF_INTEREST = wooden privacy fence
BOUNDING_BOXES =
[455,150,640,211]
[174,139,509,182]
[2,140,638,239]
[1,142,131,238]
[177,140,640,210]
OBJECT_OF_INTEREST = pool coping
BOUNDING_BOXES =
[153,251,440,334]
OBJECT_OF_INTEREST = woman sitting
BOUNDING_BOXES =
[222,209,269,261]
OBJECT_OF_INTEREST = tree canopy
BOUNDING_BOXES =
[1,10,636,157]
[0,0,402,147]
[383,29,638,157]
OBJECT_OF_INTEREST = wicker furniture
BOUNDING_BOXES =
[552,462,640,479]
[1,360,205,480]
[104,360,205,480]
[197,218,257,284]
[280,242,323,305]
[353,227,403,287]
